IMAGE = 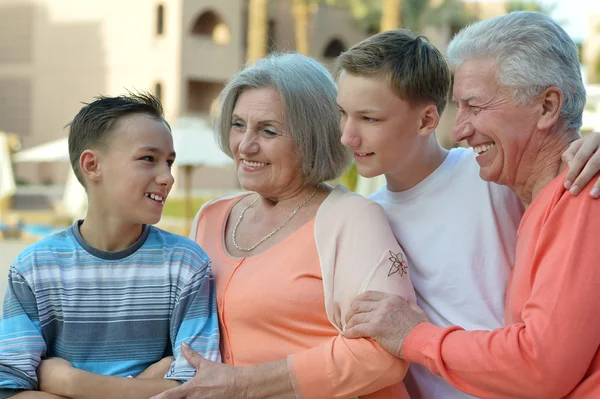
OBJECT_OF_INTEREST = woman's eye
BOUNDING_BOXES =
[263,129,279,136]
[232,122,245,129]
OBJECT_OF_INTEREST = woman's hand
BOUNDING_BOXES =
[150,342,247,399]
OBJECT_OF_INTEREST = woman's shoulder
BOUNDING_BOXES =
[200,192,249,214]
[189,192,250,240]
[322,185,384,213]
[317,185,387,229]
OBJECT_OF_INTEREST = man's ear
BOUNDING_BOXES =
[417,104,440,137]
[79,149,102,183]
[537,86,563,131]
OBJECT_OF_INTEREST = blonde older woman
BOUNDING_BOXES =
[154,53,417,399]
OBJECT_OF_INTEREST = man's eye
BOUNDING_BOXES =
[471,106,482,115]
[142,156,154,162]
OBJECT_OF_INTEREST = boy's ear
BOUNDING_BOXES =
[417,104,440,137]
[80,149,102,183]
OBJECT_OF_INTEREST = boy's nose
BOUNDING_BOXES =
[341,121,361,149]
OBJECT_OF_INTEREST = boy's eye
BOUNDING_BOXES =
[167,159,174,168]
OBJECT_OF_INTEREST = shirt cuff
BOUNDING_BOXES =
[401,322,446,365]
[288,346,334,399]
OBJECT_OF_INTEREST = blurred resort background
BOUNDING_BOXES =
[1,0,600,246]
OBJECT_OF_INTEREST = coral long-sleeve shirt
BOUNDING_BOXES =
[402,169,600,398]
[193,191,415,399]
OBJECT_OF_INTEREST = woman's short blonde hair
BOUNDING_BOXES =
[214,53,352,185]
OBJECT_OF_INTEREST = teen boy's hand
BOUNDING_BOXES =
[563,132,600,198]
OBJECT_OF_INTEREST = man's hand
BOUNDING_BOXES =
[150,342,246,399]
[562,132,600,198]
[137,356,175,379]
[343,291,428,358]
[37,358,75,397]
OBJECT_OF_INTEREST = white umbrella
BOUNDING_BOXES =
[12,138,69,163]
[171,117,233,230]
[172,117,232,167]
[12,138,86,221]
[0,133,16,202]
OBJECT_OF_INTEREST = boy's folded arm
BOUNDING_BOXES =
[50,371,180,399]
[0,269,47,394]
[7,391,68,399]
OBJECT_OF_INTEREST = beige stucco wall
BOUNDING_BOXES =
[583,14,600,84]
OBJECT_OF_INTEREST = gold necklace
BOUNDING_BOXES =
[231,186,319,252]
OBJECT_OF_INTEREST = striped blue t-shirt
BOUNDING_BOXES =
[0,222,220,397]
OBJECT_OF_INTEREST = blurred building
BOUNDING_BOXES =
[583,13,600,85]
[0,0,367,188]
[426,0,507,148]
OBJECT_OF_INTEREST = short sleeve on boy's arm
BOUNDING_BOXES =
[0,267,47,393]
[164,254,221,381]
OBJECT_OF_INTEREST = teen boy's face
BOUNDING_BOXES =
[337,72,425,178]
[99,114,175,225]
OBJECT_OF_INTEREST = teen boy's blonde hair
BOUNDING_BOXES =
[335,29,450,114]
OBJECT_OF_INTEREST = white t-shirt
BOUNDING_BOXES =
[370,147,525,399]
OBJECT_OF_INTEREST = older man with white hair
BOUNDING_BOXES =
[345,11,600,398]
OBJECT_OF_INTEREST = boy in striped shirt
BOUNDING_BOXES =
[0,93,220,398]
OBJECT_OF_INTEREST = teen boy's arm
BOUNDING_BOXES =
[0,266,50,398]
[37,242,220,399]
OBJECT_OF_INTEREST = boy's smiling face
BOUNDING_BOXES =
[337,72,430,179]
[94,114,175,225]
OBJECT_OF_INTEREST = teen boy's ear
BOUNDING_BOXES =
[417,104,440,137]
[80,149,102,182]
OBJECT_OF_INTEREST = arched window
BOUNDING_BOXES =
[156,4,165,36]
[323,38,346,58]
[191,10,231,45]
[154,82,163,103]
